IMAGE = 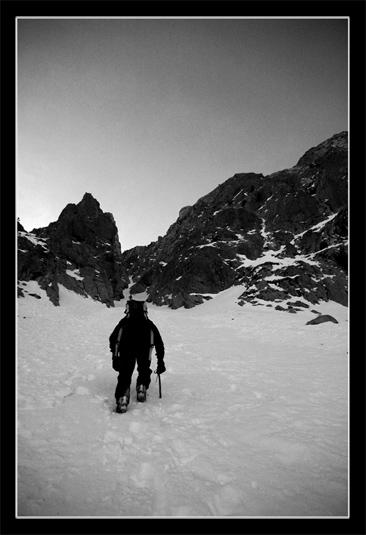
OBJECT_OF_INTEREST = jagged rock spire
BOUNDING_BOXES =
[18,193,128,307]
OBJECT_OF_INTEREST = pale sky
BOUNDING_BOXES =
[17,17,348,251]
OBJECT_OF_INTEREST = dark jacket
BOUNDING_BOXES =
[109,316,165,360]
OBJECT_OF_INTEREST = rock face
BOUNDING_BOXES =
[122,131,348,310]
[17,193,129,306]
[18,132,348,311]
[306,315,339,325]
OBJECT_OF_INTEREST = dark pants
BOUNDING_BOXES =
[115,353,152,400]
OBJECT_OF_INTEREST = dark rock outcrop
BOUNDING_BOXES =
[122,132,348,309]
[17,193,129,306]
[306,315,339,325]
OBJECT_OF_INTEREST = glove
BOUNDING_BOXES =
[156,360,166,374]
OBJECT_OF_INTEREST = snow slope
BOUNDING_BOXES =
[16,282,349,517]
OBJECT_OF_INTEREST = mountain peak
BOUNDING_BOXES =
[296,131,348,167]
[81,192,100,206]
[18,192,127,307]
[122,131,348,310]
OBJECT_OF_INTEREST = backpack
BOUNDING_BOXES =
[112,300,155,370]
[124,298,148,320]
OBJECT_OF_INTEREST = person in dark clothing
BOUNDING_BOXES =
[109,299,165,413]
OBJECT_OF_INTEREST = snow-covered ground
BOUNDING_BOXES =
[16,282,349,518]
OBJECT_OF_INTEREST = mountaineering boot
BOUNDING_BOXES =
[116,389,130,413]
[116,396,128,413]
[137,384,147,402]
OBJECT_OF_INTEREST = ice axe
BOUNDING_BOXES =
[149,329,161,398]
[154,370,162,398]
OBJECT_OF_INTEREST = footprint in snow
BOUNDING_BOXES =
[170,439,198,466]
[55,388,73,399]
[75,386,89,395]
[217,473,233,485]
[102,431,134,464]
[211,485,245,516]
[93,394,108,401]
[129,421,142,434]
[130,461,156,488]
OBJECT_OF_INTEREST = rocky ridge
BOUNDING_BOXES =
[17,193,128,306]
[122,131,348,310]
[17,132,348,311]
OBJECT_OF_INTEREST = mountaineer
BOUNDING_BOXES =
[109,298,165,413]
